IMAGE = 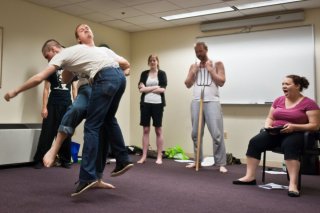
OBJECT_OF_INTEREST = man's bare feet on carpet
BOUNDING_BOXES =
[185,162,201,168]
[93,180,115,189]
[43,149,56,167]
[185,163,227,173]
[219,166,228,173]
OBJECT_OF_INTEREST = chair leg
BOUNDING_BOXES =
[298,170,301,191]
[298,155,302,191]
[262,151,266,183]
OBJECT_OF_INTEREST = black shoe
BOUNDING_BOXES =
[61,162,71,169]
[232,179,257,185]
[288,190,300,197]
[33,162,43,169]
[71,180,98,197]
[111,161,134,177]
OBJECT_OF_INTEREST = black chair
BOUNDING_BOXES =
[262,131,320,190]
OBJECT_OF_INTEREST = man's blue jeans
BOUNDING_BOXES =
[80,67,130,182]
[58,84,91,136]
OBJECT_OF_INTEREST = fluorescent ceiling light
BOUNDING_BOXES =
[161,7,234,21]
[235,0,304,10]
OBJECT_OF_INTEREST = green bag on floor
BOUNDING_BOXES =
[165,146,189,160]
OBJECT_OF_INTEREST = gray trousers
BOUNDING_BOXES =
[191,100,227,166]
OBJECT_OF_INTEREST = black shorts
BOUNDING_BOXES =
[140,103,164,127]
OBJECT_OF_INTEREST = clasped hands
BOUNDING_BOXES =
[190,60,215,75]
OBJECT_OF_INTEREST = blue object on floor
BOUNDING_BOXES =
[71,142,80,163]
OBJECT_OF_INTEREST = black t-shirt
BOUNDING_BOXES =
[47,69,73,105]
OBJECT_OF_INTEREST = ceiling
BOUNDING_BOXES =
[23,0,320,32]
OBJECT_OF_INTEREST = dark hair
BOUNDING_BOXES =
[99,43,110,49]
[41,39,62,55]
[286,74,309,91]
[195,42,208,51]
[148,54,159,69]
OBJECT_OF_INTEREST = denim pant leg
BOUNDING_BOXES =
[80,67,126,182]
[58,84,91,136]
[96,126,109,179]
[96,67,129,178]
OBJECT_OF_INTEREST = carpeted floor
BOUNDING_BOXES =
[1,155,319,213]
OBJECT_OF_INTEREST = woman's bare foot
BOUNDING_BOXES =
[288,183,299,194]
[93,180,115,189]
[156,158,162,164]
[237,176,255,182]
[43,149,57,167]
[137,158,146,164]
[219,166,228,173]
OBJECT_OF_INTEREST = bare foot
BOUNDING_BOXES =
[237,176,255,182]
[288,183,299,193]
[155,159,162,164]
[43,149,57,167]
[219,166,228,173]
[185,163,195,168]
[186,162,202,168]
[93,180,115,189]
[137,158,146,164]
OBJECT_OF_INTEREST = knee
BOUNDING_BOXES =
[247,138,263,154]
[143,127,150,135]
[155,127,162,137]
[71,105,86,115]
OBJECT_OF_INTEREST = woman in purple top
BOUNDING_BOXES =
[233,75,320,197]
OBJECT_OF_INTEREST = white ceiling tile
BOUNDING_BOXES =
[123,15,162,24]
[117,0,157,7]
[153,9,189,18]
[101,20,146,32]
[102,20,134,28]
[56,4,93,16]
[118,25,147,32]
[77,0,126,12]
[143,20,175,29]
[80,13,115,22]
[132,1,181,13]
[167,0,223,8]
[107,7,145,19]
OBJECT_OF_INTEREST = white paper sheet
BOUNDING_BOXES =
[258,183,288,190]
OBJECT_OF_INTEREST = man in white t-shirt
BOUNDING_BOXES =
[184,41,228,173]
[4,27,132,196]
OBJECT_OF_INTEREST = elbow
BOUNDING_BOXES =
[218,79,226,87]
[34,76,43,84]
[184,81,191,88]
[313,123,320,131]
